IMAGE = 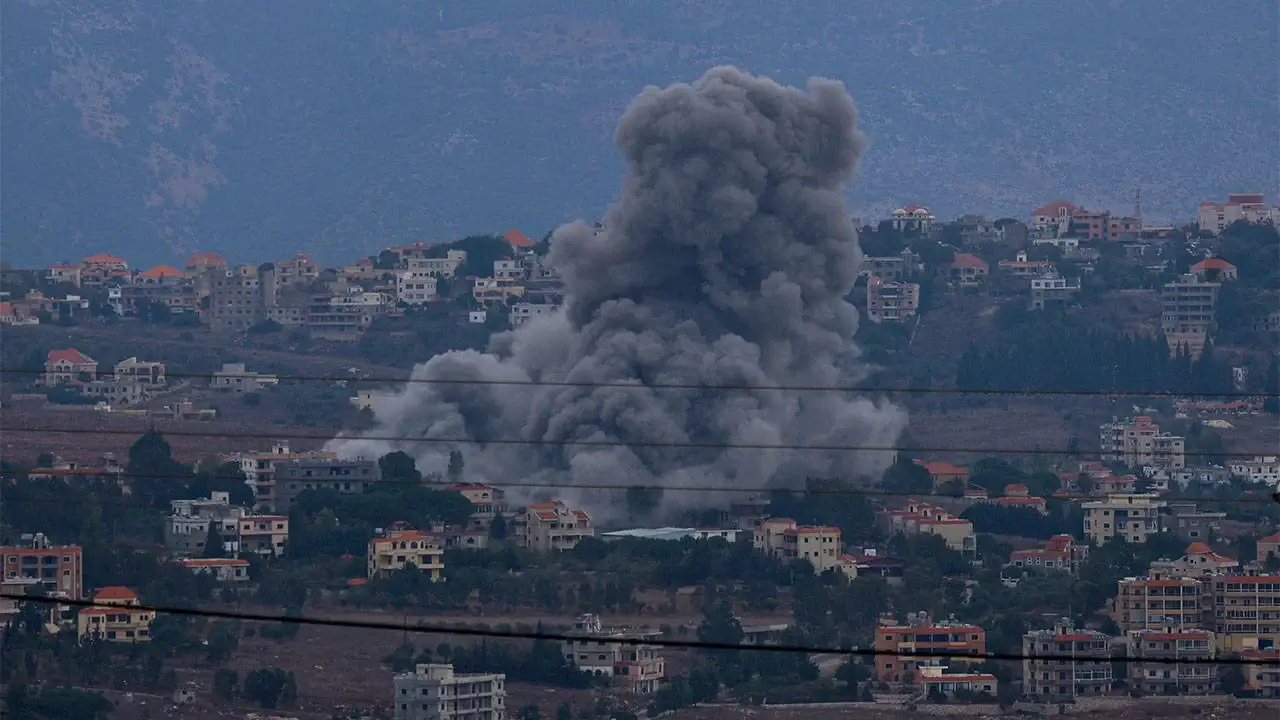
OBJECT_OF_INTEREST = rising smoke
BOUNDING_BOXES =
[329,66,909,519]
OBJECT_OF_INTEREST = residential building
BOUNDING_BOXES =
[77,586,153,644]
[1197,193,1279,235]
[112,357,167,388]
[1100,416,1185,470]
[272,457,380,514]
[236,515,289,557]
[28,457,125,487]
[888,203,935,234]
[0,533,83,600]
[997,251,1054,278]
[387,241,435,267]
[522,501,594,552]
[1030,201,1081,235]
[1190,257,1238,282]
[1126,627,1216,695]
[954,214,1002,247]
[123,265,192,316]
[1162,502,1226,542]
[601,527,742,543]
[445,483,508,533]
[1161,274,1220,356]
[223,443,340,511]
[915,460,969,492]
[990,483,1048,514]
[1149,542,1238,578]
[1258,531,1280,564]
[1242,648,1280,698]
[561,614,665,694]
[753,519,845,574]
[878,500,977,556]
[472,277,525,305]
[918,666,999,698]
[308,289,392,338]
[1029,272,1080,310]
[873,612,985,684]
[404,250,468,278]
[185,252,228,275]
[493,258,524,280]
[207,265,265,332]
[397,270,439,305]
[42,348,97,386]
[1022,620,1114,699]
[47,264,83,287]
[1082,494,1167,545]
[368,530,445,581]
[1007,534,1089,574]
[210,362,279,392]
[866,276,920,323]
[1114,576,1205,633]
[859,248,920,281]
[510,302,556,327]
[1228,455,1280,487]
[80,253,130,287]
[178,557,250,582]
[504,228,536,254]
[1206,574,1280,653]
[392,663,505,720]
[276,254,319,286]
[948,253,988,287]
[165,492,248,557]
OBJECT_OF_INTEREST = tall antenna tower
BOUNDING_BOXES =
[1133,187,1142,221]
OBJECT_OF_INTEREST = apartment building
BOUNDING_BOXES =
[178,557,250,582]
[1197,193,1279,235]
[1022,620,1114,699]
[510,302,557,327]
[0,533,83,600]
[1161,274,1219,355]
[207,264,266,332]
[210,362,279,392]
[471,277,525,305]
[1007,534,1089,574]
[561,614,665,694]
[1228,455,1280,487]
[166,491,248,557]
[445,483,508,532]
[392,663,505,720]
[1126,627,1216,695]
[1029,272,1080,311]
[859,249,920,282]
[878,500,977,557]
[42,348,98,386]
[368,530,445,581]
[753,518,845,575]
[873,613,985,684]
[1083,494,1168,545]
[237,515,289,557]
[1100,416,1186,470]
[273,457,380,514]
[1163,502,1226,542]
[224,444,339,511]
[77,586,153,644]
[397,270,439,305]
[1149,542,1238,578]
[522,501,594,552]
[1114,576,1205,633]
[866,276,920,323]
[80,253,130,287]
[1206,574,1280,653]
[1242,648,1280,698]
[403,249,468,278]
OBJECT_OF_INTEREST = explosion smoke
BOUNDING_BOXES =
[330,66,909,519]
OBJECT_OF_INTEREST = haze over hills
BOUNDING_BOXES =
[2,0,1276,267]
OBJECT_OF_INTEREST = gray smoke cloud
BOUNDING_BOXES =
[329,66,909,520]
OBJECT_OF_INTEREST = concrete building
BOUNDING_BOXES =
[1126,627,1216,695]
[917,666,999,698]
[859,249,920,282]
[0,533,83,600]
[522,501,594,552]
[207,264,266,332]
[1114,575,1205,633]
[1162,502,1226,543]
[1259,531,1280,564]
[878,500,977,557]
[1029,272,1081,311]
[225,442,339,511]
[866,276,920,323]
[873,612,985,684]
[1189,257,1238,283]
[166,492,248,557]
[948,253,989,287]
[1161,274,1219,357]
[445,483,508,533]
[1100,416,1185,470]
[1228,455,1280,487]
[272,457,380,514]
[1022,619,1114,699]
[888,203,935,234]
[368,530,445,581]
[397,270,439,305]
[1242,648,1280,698]
[1206,574,1280,653]
[561,614,666,694]
[753,518,846,575]
[1082,494,1167,545]
[509,302,556,327]
[42,348,98,386]
[1007,534,1089,574]
[1149,542,1238,578]
[392,663,505,720]
[1030,200,1081,235]
[77,586,153,644]
[178,557,250,582]
[403,249,468,278]
[210,362,279,392]
[1197,193,1279,235]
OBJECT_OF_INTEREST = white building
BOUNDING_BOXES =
[561,614,665,694]
[509,302,556,327]
[397,271,439,306]
[888,203,935,234]
[405,250,467,278]
[1100,416,1186,470]
[492,259,523,280]
[210,363,279,392]
[1228,456,1280,487]
[392,664,505,720]
[1197,193,1279,235]
[1081,494,1167,545]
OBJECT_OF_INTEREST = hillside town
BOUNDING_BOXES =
[1,194,1277,719]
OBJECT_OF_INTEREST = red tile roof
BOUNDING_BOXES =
[186,252,227,267]
[951,253,988,270]
[1032,200,1080,216]
[137,265,185,279]
[1191,257,1236,271]
[47,348,96,365]
[83,253,126,264]
[1185,541,1213,554]
[504,229,535,248]
[1259,531,1280,544]
[917,460,968,477]
[93,586,138,602]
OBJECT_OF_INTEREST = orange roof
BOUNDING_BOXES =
[47,348,96,365]
[1004,483,1029,496]
[94,586,138,601]
[528,501,557,510]
[1259,531,1280,544]
[186,252,227,267]
[1032,200,1080,216]
[783,526,840,535]
[83,253,126,264]
[504,229,535,248]
[1191,257,1236,271]
[137,265,185,279]
[951,253,988,270]
[1185,541,1213,555]
[917,460,968,477]
[0,302,12,314]
[179,558,249,567]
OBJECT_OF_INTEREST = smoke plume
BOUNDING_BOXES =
[330,66,909,519]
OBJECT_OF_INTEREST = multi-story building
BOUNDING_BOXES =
[948,253,988,287]
[1082,493,1167,545]
[1007,534,1089,574]
[392,663,505,720]
[522,501,594,552]
[276,254,319,286]
[561,614,665,694]
[368,530,445,581]
[210,363,279,392]
[1030,200,1081,235]
[403,250,468,278]
[471,277,525,305]
[859,249,920,282]
[166,492,248,557]
[272,457,380,514]
[207,265,266,332]
[223,443,340,511]
[1228,455,1280,487]
[47,264,83,287]
[917,666,999,698]
[445,484,508,533]
[397,270,439,306]
[1029,272,1080,311]
[1197,193,1279,235]
[1206,574,1280,653]
[1162,503,1226,543]
[1126,627,1216,695]
[866,276,920,323]
[80,253,131,288]
[1114,576,1205,633]
[178,557,250,582]
[236,515,288,557]
[753,518,846,575]
[1149,542,1238,578]
[1189,257,1238,283]
[873,612,985,684]
[878,500,977,557]
[1100,417,1185,470]
[997,251,1055,278]
[509,302,557,327]
[307,290,391,339]
[1161,274,1219,356]
[1242,648,1280,698]
[1259,531,1280,564]
[77,586,153,644]
[0,533,83,600]
[42,348,98,386]
[887,203,935,234]
[1022,620,1114,699]
[492,258,524,280]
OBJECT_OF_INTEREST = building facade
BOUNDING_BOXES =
[1082,494,1168,545]
[866,276,921,323]
[873,613,985,684]
[266,456,377,514]
[368,530,445,581]
[1100,417,1186,470]
[0,533,83,600]
[1022,620,1114,699]
[392,664,505,720]
[522,501,594,552]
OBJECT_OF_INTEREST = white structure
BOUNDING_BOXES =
[405,250,467,278]
[392,664,505,720]
[1228,455,1280,487]
[468,310,487,324]
[210,363,279,392]
[1197,193,1279,235]
[888,203,935,233]
[397,271,439,306]
[1100,416,1186,470]
[1082,494,1167,545]
[493,259,523,280]
[509,302,556,327]
[561,614,665,694]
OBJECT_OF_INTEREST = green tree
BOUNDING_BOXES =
[207,621,239,664]
[881,455,932,493]
[203,524,227,559]
[127,429,192,508]
[243,667,290,709]
[379,451,421,483]
[213,668,239,702]
[489,514,509,541]
[555,701,573,720]
[448,450,465,481]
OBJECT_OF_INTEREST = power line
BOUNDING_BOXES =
[12,468,1280,506]
[3,425,1270,459]
[20,596,1275,666]
[2,365,1274,399]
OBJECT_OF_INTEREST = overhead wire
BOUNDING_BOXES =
[19,595,1277,666]
[1,365,1275,398]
